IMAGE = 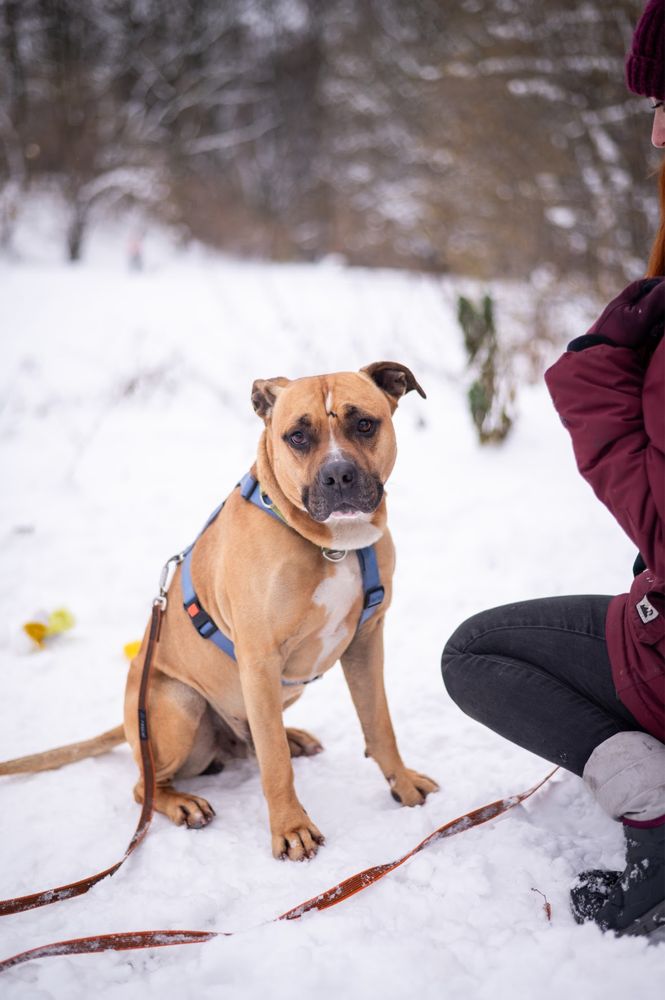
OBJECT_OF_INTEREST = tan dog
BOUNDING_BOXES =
[1,362,438,861]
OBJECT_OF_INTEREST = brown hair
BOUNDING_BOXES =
[646,160,665,277]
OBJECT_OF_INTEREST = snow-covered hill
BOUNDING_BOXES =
[1,222,662,998]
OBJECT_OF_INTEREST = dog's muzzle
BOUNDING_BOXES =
[302,458,384,522]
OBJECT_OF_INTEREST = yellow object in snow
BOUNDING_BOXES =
[22,607,76,648]
[47,607,76,634]
[123,640,142,661]
[23,622,49,647]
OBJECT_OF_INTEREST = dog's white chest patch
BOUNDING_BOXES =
[311,557,360,671]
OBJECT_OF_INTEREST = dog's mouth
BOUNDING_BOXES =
[302,476,384,523]
[327,503,366,519]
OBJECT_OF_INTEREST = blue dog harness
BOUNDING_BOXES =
[180,473,385,686]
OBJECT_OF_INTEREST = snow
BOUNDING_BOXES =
[545,206,577,229]
[1,212,663,998]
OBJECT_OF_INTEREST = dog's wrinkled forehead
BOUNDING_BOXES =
[273,373,391,431]
[251,362,424,428]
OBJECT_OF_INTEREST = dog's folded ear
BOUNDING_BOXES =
[251,377,290,420]
[360,362,426,406]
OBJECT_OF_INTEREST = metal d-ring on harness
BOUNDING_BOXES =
[179,472,385,685]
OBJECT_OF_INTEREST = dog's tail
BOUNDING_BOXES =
[0,725,126,776]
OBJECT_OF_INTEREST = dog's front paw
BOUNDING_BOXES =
[271,808,325,862]
[388,768,439,807]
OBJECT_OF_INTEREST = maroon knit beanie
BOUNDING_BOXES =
[626,0,665,100]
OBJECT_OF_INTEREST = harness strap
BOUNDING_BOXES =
[357,546,385,626]
[181,552,235,659]
[238,472,285,523]
[181,474,385,681]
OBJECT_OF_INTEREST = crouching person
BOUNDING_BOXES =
[442,0,665,940]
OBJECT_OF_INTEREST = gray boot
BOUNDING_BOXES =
[583,731,665,825]
[572,731,665,941]
[595,823,665,940]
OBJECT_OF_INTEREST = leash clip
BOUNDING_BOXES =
[155,551,186,608]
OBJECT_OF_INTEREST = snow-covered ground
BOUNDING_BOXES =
[1,214,663,998]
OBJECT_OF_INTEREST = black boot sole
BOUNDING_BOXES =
[570,870,622,925]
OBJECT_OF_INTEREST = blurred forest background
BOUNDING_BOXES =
[0,0,659,286]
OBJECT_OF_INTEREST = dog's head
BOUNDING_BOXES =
[251,362,425,530]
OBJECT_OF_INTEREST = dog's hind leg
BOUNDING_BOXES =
[281,692,324,758]
[285,728,324,757]
[125,669,217,829]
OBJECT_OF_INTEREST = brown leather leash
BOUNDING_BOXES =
[0,758,557,972]
[0,601,162,918]
[0,587,558,973]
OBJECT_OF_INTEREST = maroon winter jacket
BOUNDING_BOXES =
[545,336,664,740]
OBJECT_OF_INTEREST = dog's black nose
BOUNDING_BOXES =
[319,459,356,493]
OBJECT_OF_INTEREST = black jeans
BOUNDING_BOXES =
[441,596,643,776]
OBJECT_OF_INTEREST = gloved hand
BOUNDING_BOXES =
[587,278,664,350]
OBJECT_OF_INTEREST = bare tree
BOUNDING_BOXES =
[0,0,653,281]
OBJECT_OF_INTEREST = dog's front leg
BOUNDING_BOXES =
[237,655,324,861]
[341,619,439,806]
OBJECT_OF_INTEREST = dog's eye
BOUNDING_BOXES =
[357,418,375,435]
[288,430,307,447]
